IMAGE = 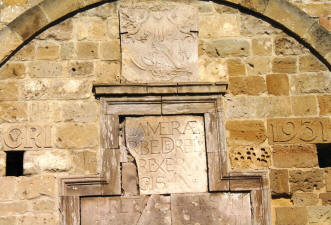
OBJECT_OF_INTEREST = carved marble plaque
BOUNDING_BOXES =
[125,116,207,194]
[119,2,198,83]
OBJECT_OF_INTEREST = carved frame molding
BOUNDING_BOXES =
[59,89,271,225]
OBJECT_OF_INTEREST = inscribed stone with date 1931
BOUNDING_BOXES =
[125,116,207,195]
[119,2,198,83]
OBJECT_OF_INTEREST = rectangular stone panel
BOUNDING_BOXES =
[267,118,331,144]
[125,116,207,194]
[119,2,198,83]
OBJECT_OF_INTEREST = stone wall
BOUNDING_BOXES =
[0,1,329,225]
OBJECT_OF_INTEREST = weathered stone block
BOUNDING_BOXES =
[47,79,92,99]
[229,145,271,169]
[76,17,107,41]
[272,144,318,168]
[292,193,319,206]
[29,101,61,122]
[32,198,56,211]
[226,120,266,145]
[0,81,19,100]
[225,96,256,119]
[199,14,240,38]
[267,118,330,144]
[0,177,17,200]
[266,74,289,96]
[55,123,98,149]
[292,95,318,116]
[39,0,81,21]
[289,169,324,192]
[0,216,16,225]
[198,55,227,82]
[206,39,249,57]
[255,96,292,117]
[38,19,73,40]
[76,42,98,59]
[272,57,297,73]
[107,17,120,39]
[81,2,117,18]
[240,14,281,36]
[252,37,272,56]
[3,0,27,6]
[61,101,99,123]
[0,62,25,79]
[24,150,72,174]
[36,42,60,60]
[60,42,74,59]
[122,162,138,196]
[270,169,289,195]
[95,61,120,84]
[229,76,266,95]
[291,72,330,94]
[0,101,27,122]
[17,213,58,225]
[28,61,62,78]
[274,36,305,56]
[12,42,35,61]
[245,57,271,75]
[227,58,246,76]
[299,55,327,72]
[0,201,29,216]
[72,150,97,174]
[69,61,94,77]
[275,207,308,225]
[0,27,23,62]
[319,193,331,205]
[307,206,331,224]
[17,175,56,199]
[21,78,49,99]
[318,95,331,116]
[100,40,121,60]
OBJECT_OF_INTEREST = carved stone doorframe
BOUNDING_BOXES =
[59,83,271,225]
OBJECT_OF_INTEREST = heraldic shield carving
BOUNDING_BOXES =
[119,2,198,82]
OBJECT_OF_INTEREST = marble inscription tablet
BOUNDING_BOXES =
[125,116,207,194]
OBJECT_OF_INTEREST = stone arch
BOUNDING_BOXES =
[0,0,330,68]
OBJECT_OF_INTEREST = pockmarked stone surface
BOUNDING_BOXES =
[119,2,198,83]
[125,116,207,194]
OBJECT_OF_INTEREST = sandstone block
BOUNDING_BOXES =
[17,175,56,199]
[292,193,319,206]
[299,55,327,72]
[226,120,266,145]
[12,42,35,61]
[0,62,25,79]
[326,168,331,192]
[272,57,297,73]
[28,61,62,78]
[39,0,81,21]
[246,57,271,75]
[55,123,98,149]
[225,96,256,119]
[0,201,29,216]
[3,0,27,6]
[32,198,56,211]
[214,3,239,14]
[198,55,227,82]
[272,144,318,168]
[227,58,246,76]
[319,193,331,205]
[0,81,19,100]
[0,177,17,200]
[0,27,23,62]
[95,61,120,84]
[36,43,60,60]
[270,169,289,195]
[47,79,92,99]
[37,19,73,40]
[240,14,281,36]
[299,3,331,18]
[24,150,72,174]
[289,169,324,192]
[76,17,107,41]
[107,17,120,39]
[199,14,240,38]
[291,72,330,94]
[205,39,249,57]
[291,95,318,116]
[255,96,292,117]
[229,145,271,169]
[307,206,331,224]
[274,36,305,56]
[21,78,47,99]
[0,101,27,122]
[275,207,308,225]
[252,37,272,56]
[229,76,266,95]
[266,74,289,96]
[72,150,97,174]
[29,101,61,122]
[100,40,121,60]
[0,152,5,176]
[318,95,331,116]
[122,162,138,196]
[81,2,117,18]
[17,213,58,225]
[69,61,94,77]
[60,42,74,59]
[0,216,16,225]
[76,42,98,59]
[61,101,99,122]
